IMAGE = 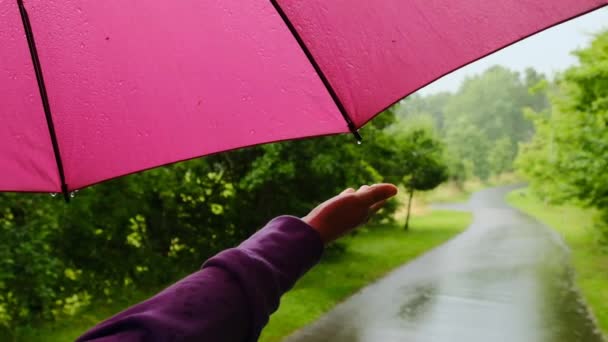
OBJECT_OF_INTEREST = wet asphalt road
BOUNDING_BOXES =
[285,186,604,342]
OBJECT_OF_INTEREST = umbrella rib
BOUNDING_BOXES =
[17,0,70,202]
[268,0,362,142]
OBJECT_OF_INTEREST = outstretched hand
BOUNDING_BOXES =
[302,184,398,244]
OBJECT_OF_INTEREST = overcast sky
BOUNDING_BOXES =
[418,7,608,95]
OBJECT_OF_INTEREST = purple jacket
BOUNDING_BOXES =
[77,216,324,342]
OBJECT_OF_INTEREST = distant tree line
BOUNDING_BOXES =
[393,65,549,183]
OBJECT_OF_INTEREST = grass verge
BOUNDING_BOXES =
[507,188,608,336]
[259,210,472,341]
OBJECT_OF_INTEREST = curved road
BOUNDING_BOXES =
[285,186,604,342]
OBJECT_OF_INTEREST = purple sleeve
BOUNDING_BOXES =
[77,216,324,342]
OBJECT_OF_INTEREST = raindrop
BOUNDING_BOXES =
[70,192,76,198]
[50,193,57,198]
[357,140,362,145]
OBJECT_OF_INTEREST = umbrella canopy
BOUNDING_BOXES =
[1,0,606,197]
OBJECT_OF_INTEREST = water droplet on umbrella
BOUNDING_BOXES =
[50,193,57,198]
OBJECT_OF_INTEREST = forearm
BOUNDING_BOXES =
[203,216,324,340]
[76,267,250,341]
[77,216,323,342]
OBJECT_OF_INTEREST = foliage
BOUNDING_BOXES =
[516,30,608,246]
[395,66,549,182]
[0,196,64,330]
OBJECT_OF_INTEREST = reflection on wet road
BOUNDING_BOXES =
[285,186,604,342]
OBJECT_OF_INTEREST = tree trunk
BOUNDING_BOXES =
[404,188,414,230]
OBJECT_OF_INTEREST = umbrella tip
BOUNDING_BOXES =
[351,128,362,144]
[61,184,70,203]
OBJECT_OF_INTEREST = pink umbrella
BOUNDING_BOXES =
[2,0,606,200]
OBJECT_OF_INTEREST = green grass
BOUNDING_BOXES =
[507,188,608,336]
[12,210,471,342]
[12,291,153,342]
[259,210,472,341]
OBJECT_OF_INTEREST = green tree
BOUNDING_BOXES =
[441,66,548,180]
[395,92,452,131]
[517,30,608,245]
[487,136,515,176]
[396,129,448,230]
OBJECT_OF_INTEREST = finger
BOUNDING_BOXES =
[357,185,370,192]
[369,200,387,214]
[357,183,398,205]
[341,188,356,195]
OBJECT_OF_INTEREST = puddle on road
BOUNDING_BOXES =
[398,285,437,320]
